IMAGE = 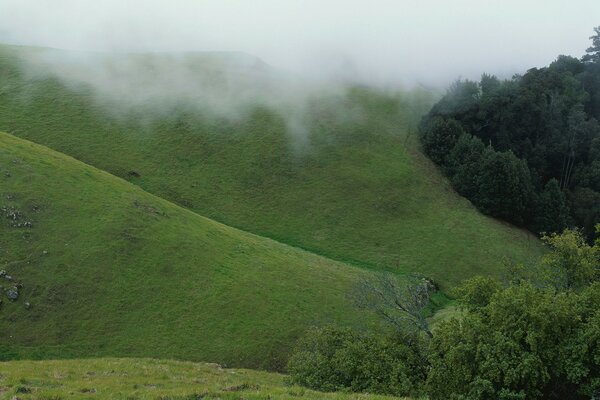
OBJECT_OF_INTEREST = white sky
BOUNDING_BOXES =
[0,0,599,86]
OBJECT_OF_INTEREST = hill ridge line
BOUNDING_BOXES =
[0,130,358,269]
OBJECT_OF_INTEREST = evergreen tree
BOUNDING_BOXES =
[473,149,533,225]
[448,134,486,198]
[583,26,600,64]
[419,117,465,166]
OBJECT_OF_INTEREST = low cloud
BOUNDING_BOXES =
[1,0,599,87]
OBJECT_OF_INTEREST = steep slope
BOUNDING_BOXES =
[0,131,372,370]
[0,45,545,288]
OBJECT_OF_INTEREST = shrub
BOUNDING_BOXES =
[287,326,427,397]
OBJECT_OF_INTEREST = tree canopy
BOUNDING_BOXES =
[420,28,600,240]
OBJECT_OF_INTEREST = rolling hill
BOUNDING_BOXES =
[0,44,545,289]
[0,131,374,370]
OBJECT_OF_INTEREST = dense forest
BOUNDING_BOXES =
[420,27,600,240]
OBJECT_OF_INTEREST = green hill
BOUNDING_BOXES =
[0,358,400,399]
[0,131,373,370]
[0,44,544,289]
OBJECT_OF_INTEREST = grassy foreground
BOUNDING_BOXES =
[0,131,374,369]
[0,44,545,289]
[0,358,401,399]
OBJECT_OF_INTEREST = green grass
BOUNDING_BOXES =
[0,131,378,370]
[0,358,402,399]
[0,44,545,289]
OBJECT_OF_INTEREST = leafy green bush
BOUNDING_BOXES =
[428,282,600,400]
[287,326,427,397]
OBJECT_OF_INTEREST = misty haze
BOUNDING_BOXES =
[0,2,599,399]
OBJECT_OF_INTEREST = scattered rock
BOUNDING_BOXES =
[24,302,31,309]
[6,288,18,301]
[0,270,5,277]
[1,206,33,228]
[42,250,48,255]
[4,275,12,281]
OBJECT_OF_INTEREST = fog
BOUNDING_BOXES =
[1,0,599,87]
[0,1,598,148]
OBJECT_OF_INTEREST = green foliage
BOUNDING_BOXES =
[539,228,599,291]
[447,133,485,198]
[420,116,465,166]
[571,187,600,240]
[288,230,600,400]
[583,26,600,63]
[452,276,502,311]
[473,149,533,225]
[533,178,571,234]
[428,283,600,399]
[287,326,427,397]
[428,229,600,399]
[420,30,600,238]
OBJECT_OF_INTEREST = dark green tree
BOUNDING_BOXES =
[583,26,600,64]
[472,148,533,225]
[419,117,465,166]
[447,133,486,198]
[419,28,600,240]
[571,187,600,241]
[532,178,571,234]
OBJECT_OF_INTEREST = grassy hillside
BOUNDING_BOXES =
[0,131,377,370]
[0,358,401,400]
[0,44,544,288]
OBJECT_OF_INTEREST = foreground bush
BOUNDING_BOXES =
[286,326,427,397]
[428,281,600,400]
[288,229,599,399]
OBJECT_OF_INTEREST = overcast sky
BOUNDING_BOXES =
[0,0,599,86]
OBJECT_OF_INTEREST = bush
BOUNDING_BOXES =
[287,326,427,397]
[427,282,600,400]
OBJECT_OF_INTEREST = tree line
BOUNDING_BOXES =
[420,27,600,240]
